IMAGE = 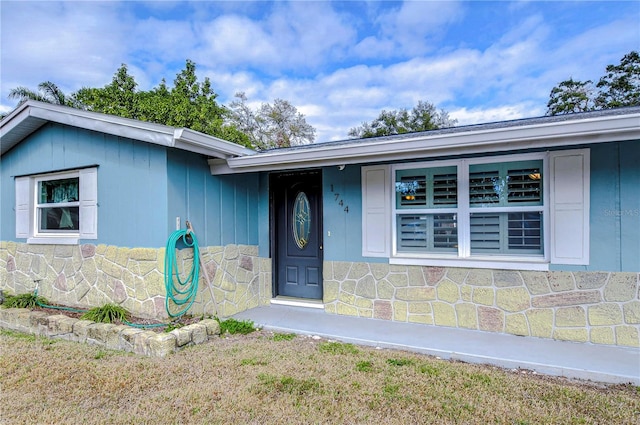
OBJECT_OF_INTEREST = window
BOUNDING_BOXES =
[15,167,98,244]
[393,157,545,261]
[362,149,590,270]
[468,160,543,255]
[36,175,80,233]
[395,166,458,253]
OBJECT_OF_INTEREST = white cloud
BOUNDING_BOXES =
[354,0,463,58]
[192,1,355,73]
[0,1,131,96]
[450,104,545,127]
[130,18,198,68]
[1,0,636,145]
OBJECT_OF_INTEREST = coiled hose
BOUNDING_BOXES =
[31,229,201,326]
[164,229,200,318]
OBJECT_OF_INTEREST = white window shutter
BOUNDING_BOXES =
[15,176,30,238]
[79,167,98,239]
[361,165,391,257]
[550,149,590,265]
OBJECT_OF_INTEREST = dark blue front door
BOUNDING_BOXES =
[273,171,323,299]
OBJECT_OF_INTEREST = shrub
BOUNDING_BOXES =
[81,304,128,323]
[2,292,49,309]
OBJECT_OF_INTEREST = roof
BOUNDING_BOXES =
[2,101,638,176]
[0,100,255,159]
[209,106,640,174]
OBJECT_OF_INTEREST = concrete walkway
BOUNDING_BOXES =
[233,304,640,385]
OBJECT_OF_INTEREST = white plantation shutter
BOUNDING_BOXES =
[79,167,98,239]
[550,149,590,265]
[15,176,30,238]
[362,165,390,257]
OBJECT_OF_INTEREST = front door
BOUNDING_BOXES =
[272,170,323,299]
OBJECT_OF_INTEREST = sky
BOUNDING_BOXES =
[1,1,638,142]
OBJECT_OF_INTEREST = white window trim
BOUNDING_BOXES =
[390,152,550,268]
[33,171,81,240]
[15,167,98,244]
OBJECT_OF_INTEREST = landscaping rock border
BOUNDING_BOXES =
[0,307,220,357]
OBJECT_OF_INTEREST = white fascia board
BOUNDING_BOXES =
[173,128,255,159]
[1,101,175,151]
[212,113,640,174]
[1,101,256,159]
[29,105,175,146]
[0,102,33,136]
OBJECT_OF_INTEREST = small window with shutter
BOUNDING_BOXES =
[15,167,98,243]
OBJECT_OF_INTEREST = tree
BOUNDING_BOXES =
[74,64,140,118]
[8,81,75,106]
[595,51,640,109]
[74,60,251,147]
[547,51,640,115]
[348,100,457,139]
[228,92,316,149]
[546,78,595,115]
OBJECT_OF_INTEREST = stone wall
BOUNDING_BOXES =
[323,261,640,348]
[0,241,272,319]
[0,308,221,357]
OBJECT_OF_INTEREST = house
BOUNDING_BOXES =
[1,100,639,348]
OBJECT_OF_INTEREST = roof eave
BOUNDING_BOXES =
[209,112,640,175]
[1,101,256,159]
[173,128,255,159]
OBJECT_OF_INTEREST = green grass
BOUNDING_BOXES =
[386,358,414,367]
[163,322,185,333]
[256,373,322,396]
[1,330,638,424]
[419,363,443,376]
[318,341,359,355]
[216,317,256,335]
[356,360,373,372]
[270,332,296,341]
[240,357,268,366]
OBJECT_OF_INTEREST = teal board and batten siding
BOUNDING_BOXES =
[1,123,267,250]
[554,140,640,272]
[320,140,640,272]
[322,165,386,263]
[1,123,169,247]
[166,149,264,248]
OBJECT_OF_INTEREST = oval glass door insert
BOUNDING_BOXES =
[293,192,311,249]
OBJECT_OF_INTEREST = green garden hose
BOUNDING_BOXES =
[30,228,201,326]
[164,229,200,318]
[33,290,167,328]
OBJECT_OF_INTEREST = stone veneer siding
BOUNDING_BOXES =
[0,308,222,357]
[323,261,640,348]
[0,242,272,319]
